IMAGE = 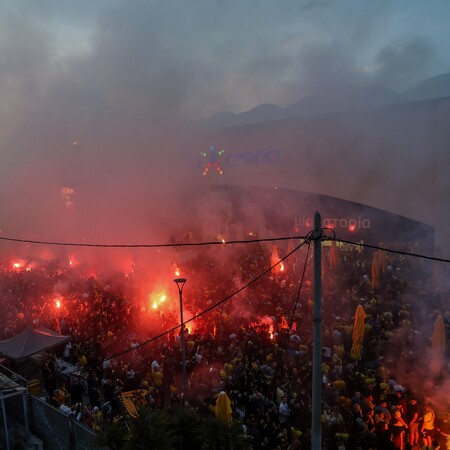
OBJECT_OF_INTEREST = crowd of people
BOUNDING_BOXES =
[0,238,449,449]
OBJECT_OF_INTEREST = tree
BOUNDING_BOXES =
[124,406,175,450]
[194,414,251,450]
[167,406,202,450]
[94,419,127,450]
[95,404,251,449]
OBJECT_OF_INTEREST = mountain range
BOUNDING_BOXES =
[199,73,450,128]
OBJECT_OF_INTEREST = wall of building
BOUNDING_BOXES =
[191,97,450,262]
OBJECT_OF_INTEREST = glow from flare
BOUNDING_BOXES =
[148,292,167,311]
[172,263,181,277]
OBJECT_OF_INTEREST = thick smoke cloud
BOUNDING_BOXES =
[0,0,449,259]
[374,38,435,90]
[0,0,448,413]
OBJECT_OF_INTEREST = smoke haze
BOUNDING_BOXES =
[0,2,449,422]
[0,0,449,261]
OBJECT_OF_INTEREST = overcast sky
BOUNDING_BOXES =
[1,0,449,123]
[0,0,449,245]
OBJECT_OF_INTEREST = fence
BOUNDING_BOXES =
[30,396,107,450]
[0,365,107,450]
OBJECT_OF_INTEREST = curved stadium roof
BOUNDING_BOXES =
[401,73,450,102]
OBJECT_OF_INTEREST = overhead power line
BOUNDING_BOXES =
[110,230,450,360]
[335,238,450,263]
[0,235,307,248]
[111,236,312,360]
[11,227,448,367]
[1,233,450,263]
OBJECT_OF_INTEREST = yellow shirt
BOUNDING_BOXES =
[422,409,435,431]
[152,371,163,387]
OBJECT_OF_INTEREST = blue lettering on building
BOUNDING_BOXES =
[189,149,281,170]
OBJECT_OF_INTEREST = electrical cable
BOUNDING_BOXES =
[332,237,450,263]
[0,235,308,249]
[287,235,312,331]
[2,233,448,264]
[161,232,447,359]
[109,237,310,360]
[2,227,450,364]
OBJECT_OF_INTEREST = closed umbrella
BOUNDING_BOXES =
[432,314,446,355]
[430,314,446,374]
[351,305,367,361]
[215,391,233,425]
[371,248,387,289]
[271,244,282,274]
[329,240,339,269]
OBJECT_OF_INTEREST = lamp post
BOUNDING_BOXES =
[174,277,188,405]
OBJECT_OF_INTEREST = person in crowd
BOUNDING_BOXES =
[421,403,436,450]
[390,402,409,450]
[62,341,72,362]
[69,377,85,406]
[407,396,421,449]
[278,395,291,425]
[41,360,57,398]
[363,408,376,434]
[435,412,450,450]
[0,242,448,446]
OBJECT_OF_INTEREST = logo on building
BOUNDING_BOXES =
[192,147,281,174]
[201,146,225,176]
[295,216,371,232]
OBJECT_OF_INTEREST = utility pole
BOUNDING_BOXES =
[311,211,323,450]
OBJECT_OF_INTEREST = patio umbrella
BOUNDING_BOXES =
[351,305,367,361]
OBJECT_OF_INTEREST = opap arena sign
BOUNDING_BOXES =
[190,147,281,175]
[295,215,372,231]
[223,149,280,167]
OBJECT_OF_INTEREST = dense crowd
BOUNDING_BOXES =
[0,240,449,450]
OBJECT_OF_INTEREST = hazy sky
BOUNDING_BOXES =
[0,0,449,245]
[1,0,449,122]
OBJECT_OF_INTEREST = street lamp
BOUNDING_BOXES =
[174,277,188,405]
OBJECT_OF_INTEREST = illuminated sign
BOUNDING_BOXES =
[224,149,280,167]
[201,146,225,176]
[295,216,371,231]
[191,148,281,173]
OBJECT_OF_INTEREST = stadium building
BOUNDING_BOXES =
[184,74,450,281]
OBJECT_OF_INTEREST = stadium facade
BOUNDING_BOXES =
[186,77,450,280]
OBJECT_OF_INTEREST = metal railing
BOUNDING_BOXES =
[1,365,107,450]
[29,396,107,450]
